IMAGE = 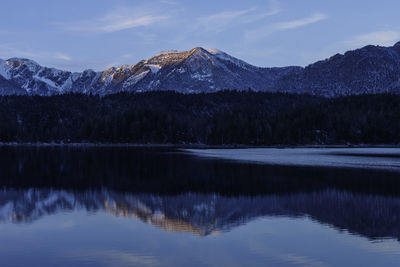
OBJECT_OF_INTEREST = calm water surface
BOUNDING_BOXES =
[0,146,400,267]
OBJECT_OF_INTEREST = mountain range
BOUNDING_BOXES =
[1,42,400,97]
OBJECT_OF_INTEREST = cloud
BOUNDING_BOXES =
[343,31,400,48]
[202,9,254,23]
[195,9,255,32]
[0,44,75,69]
[244,13,327,43]
[243,0,282,22]
[0,44,40,59]
[273,13,327,30]
[194,0,281,33]
[280,254,329,267]
[55,53,72,61]
[158,0,179,5]
[67,7,169,33]
[241,9,281,24]
[68,249,160,267]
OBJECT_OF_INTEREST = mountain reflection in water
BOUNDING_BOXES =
[0,146,400,240]
[1,189,400,239]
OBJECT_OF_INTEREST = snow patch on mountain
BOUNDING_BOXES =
[191,73,212,81]
[156,50,182,56]
[33,73,58,89]
[177,67,186,74]
[206,48,254,70]
[0,59,11,80]
[123,70,150,88]
[7,58,41,73]
[147,64,161,73]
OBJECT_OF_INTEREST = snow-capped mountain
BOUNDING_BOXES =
[0,57,101,95]
[1,43,400,96]
[0,47,300,95]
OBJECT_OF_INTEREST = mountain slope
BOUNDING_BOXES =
[79,47,301,94]
[276,41,400,96]
[0,48,300,95]
[1,43,400,96]
[129,47,300,93]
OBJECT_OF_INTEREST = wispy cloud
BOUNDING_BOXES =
[158,0,179,5]
[55,53,72,61]
[68,249,160,267]
[280,253,329,267]
[195,8,255,32]
[194,0,281,33]
[0,44,40,59]
[67,7,169,33]
[343,31,400,48]
[242,0,282,23]
[0,43,73,65]
[273,13,327,30]
[244,12,328,43]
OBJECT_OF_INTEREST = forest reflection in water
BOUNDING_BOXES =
[0,146,399,240]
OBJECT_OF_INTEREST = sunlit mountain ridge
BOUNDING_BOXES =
[1,42,400,96]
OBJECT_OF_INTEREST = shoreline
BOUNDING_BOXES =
[185,147,400,172]
[0,142,400,149]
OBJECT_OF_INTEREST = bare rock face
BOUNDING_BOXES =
[1,43,400,97]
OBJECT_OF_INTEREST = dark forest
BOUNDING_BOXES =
[0,91,399,145]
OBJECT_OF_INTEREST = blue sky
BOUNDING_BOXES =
[0,0,399,71]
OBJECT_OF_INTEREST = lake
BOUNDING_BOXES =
[1,146,400,266]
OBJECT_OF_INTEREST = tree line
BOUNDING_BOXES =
[0,90,399,145]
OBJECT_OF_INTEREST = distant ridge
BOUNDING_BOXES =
[1,43,400,97]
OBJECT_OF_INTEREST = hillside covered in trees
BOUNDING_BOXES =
[0,91,399,145]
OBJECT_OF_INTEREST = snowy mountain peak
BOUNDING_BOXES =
[6,57,39,64]
[207,49,254,69]
[147,49,191,66]
[0,47,311,95]
[206,48,222,55]
[147,47,230,67]
[191,47,209,54]
[5,58,40,71]
[0,59,11,79]
[1,43,400,96]
[156,50,182,56]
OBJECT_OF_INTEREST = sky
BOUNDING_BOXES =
[0,0,399,72]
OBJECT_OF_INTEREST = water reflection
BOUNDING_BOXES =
[0,146,400,241]
[1,188,400,240]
